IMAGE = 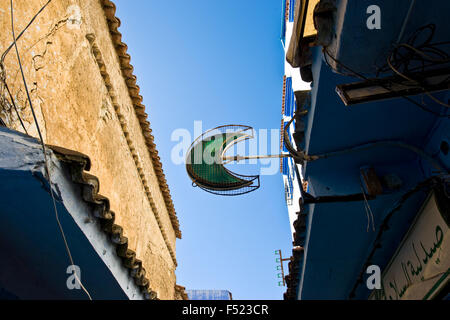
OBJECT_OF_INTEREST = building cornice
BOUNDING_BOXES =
[101,0,181,239]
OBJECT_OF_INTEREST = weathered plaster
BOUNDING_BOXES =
[0,0,179,299]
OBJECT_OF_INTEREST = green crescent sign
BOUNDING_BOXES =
[185,125,260,196]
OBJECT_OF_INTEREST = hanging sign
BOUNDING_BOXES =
[370,191,449,300]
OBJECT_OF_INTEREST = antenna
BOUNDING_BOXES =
[274,249,291,286]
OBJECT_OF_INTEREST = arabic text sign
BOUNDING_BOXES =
[371,192,449,300]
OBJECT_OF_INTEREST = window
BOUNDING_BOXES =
[283,156,296,206]
[282,157,289,174]
[284,77,296,117]
[289,0,296,22]
[281,0,287,43]
[284,168,294,205]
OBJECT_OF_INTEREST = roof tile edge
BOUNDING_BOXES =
[101,0,181,238]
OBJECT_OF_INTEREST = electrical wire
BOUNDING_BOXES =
[396,0,416,44]
[348,175,449,299]
[283,102,447,174]
[1,0,52,64]
[4,81,28,134]
[325,25,450,112]
[10,0,92,300]
[323,47,450,118]
[379,24,450,108]
[385,49,450,108]
[283,51,449,205]
[313,140,447,174]
[360,182,375,232]
[0,0,51,134]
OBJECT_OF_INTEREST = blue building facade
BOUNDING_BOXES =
[280,0,312,239]
[0,127,152,299]
[281,0,450,300]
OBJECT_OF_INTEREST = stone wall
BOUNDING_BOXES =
[0,0,179,299]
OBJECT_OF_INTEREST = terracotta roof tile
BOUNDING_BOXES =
[49,145,159,300]
[101,0,181,238]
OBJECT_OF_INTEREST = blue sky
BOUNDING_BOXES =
[114,0,293,299]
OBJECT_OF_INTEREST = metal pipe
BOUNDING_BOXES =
[222,154,291,164]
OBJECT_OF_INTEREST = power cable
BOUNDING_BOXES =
[348,175,449,299]
[313,139,447,174]
[283,101,447,174]
[4,80,28,134]
[0,0,52,133]
[10,0,92,300]
[1,0,52,63]
[323,47,450,118]
[380,24,450,108]
[396,0,416,44]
